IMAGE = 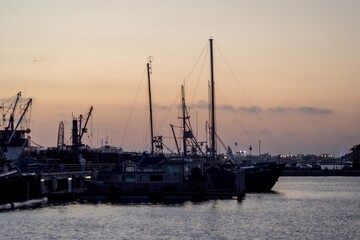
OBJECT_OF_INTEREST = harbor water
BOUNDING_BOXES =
[1,177,359,239]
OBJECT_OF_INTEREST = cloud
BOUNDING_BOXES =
[189,100,208,109]
[269,107,294,113]
[184,102,332,116]
[296,106,332,115]
[269,106,332,115]
[237,106,262,113]
[189,102,261,113]
[219,104,235,111]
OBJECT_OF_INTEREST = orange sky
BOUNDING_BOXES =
[1,1,359,156]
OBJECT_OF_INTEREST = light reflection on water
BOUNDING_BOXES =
[1,177,359,240]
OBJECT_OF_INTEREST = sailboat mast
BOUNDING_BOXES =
[181,85,187,157]
[209,38,216,160]
[147,56,154,155]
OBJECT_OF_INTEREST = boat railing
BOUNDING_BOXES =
[26,163,117,174]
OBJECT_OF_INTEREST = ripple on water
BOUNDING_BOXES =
[1,177,360,240]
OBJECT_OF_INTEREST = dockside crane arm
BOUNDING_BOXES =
[7,92,21,131]
[1,97,32,158]
[79,105,93,144]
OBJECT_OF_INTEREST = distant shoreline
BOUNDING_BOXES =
[282,169,360,176]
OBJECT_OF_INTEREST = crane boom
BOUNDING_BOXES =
[79,105,93,144]
[7,92,21,130]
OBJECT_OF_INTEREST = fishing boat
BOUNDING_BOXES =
[85,155,210,200]
[240,161,286,192]
[85,46,245,201]
[229,149,285,192]
[0,92,32,162]
[0,92,45,207]
[185,38,284,192]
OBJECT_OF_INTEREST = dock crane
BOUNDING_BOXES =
[71,106,93,148]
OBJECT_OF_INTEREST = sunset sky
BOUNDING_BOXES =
[1,1,359,156]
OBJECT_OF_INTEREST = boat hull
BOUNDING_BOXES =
[243,162,286,192]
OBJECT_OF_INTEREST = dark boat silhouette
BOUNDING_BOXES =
[241,161,286,192]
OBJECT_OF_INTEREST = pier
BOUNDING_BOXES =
[282,169,360,176]
[1,162,246,209]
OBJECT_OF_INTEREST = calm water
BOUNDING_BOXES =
[1,177,359,240]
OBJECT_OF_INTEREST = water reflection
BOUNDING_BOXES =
[1,177,359,240]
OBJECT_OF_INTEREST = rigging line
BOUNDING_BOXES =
[120,65,147,146]
[214,41,282,155]
[190,44,209,107]
[16,100,28,129]
[157,41,209,134]
[161,135,182,139]
[141,140,151,152]
[29,139,43,148]
[215,84,255,147]
[184,40,209,86]
[90,109,93,147]
[27,101,32,130]
[143,104,148,151]
[1,93,18,105]
[157,88,179,133]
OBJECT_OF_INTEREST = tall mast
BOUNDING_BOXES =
[209,38,216,160]
[179,84,203,156]
[147,56,154,155]
[181,85,187,157]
